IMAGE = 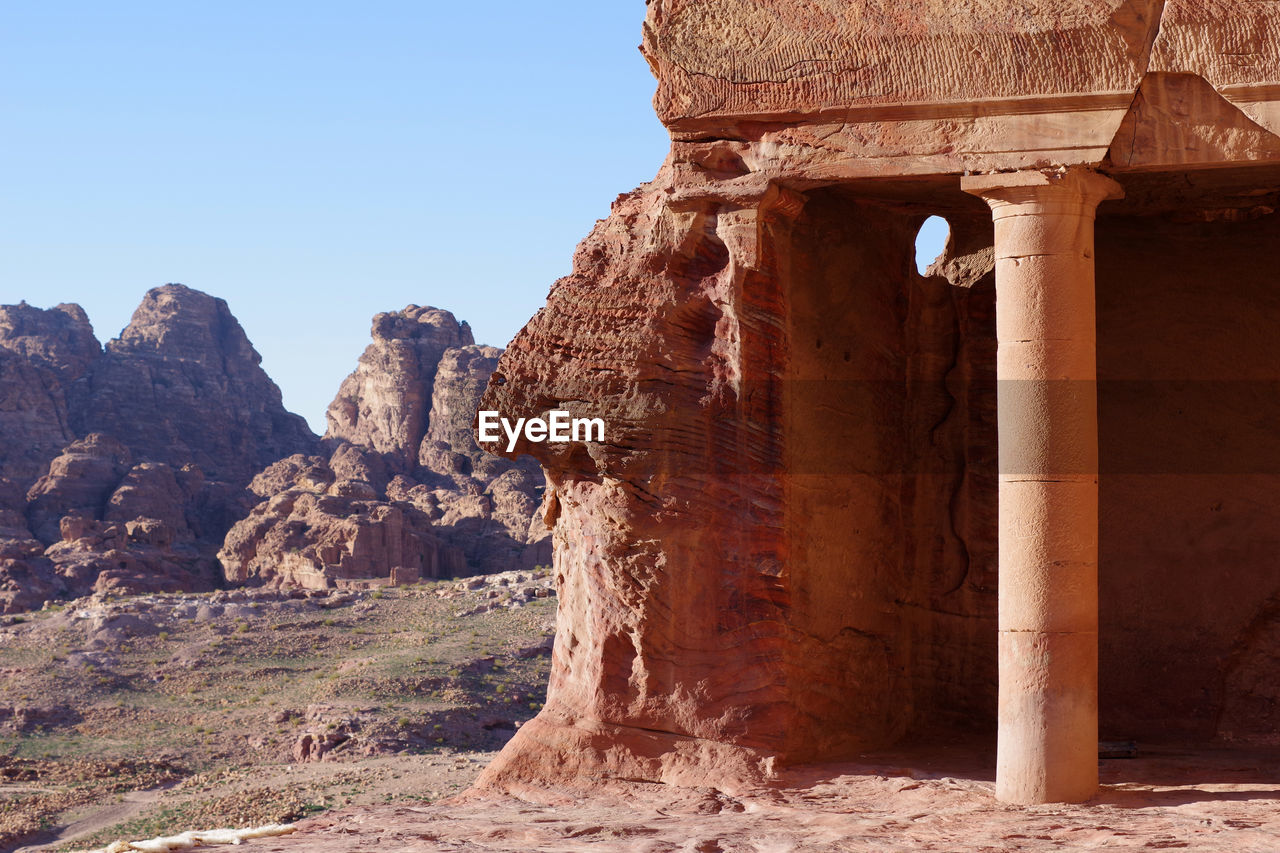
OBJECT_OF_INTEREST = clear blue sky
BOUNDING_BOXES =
[3,3,949,434]
[2,2,670,432]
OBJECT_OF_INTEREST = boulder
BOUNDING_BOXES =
[25,434,132,544]
[248,455,333,498]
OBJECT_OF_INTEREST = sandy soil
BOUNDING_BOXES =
[231,743,1280,852]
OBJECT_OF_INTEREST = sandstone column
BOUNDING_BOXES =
[961,168,1122,805]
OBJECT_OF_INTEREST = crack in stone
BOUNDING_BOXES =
[1116,0,1171,166]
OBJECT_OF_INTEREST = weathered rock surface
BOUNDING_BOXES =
[0,301,100,379]
[0,473,57,614]
[0,435,225,611]
[411,343,549,576]
[224,309,548,590]
[218,463,460,590]
[0,285,317,612]
[236,747,1280,853]
[104,462,202,538]
[24,434,133,544]
[0,303,100,487]
[414,343,548,576]
[46,515,218,600]
[325,306,473,469]
[1,290,546,609]
[1,284,317,495]
[422,345,502,464]
[477,171,988,790]
[74,284,317,483]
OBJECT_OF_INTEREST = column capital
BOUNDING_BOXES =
[961,167,1124,216]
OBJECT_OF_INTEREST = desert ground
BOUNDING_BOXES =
[2,571,1277,852]
[235,743,1280,852]
[0,571,554,852]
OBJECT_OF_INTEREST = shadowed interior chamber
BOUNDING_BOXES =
[771,175,1280,757]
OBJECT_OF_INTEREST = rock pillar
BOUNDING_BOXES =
[961,168,1122,805]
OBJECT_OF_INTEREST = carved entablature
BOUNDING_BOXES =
[644,0,1280,182]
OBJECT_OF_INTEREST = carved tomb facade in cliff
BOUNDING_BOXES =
[479,1,1280,805]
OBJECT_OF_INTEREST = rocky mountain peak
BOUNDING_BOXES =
[107,284,260,371]
[0,285,322,612]
[75,284,317,484]
[324,305,474,467]
[0,301,100,380]
[371,305,473,347]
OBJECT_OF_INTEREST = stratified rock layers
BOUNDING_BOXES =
[476,176,1001,790]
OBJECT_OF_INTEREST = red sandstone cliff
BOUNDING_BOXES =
[473,170,1002,790]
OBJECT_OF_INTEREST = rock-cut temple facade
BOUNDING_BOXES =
[478,0,1280,805]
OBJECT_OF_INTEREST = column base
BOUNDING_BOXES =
[996,630,1099,804]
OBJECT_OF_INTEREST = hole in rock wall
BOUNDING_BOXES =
[914,215,950,274]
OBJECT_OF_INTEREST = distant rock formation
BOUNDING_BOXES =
[25,434,135,544]
[324,307,473,468]
[74,285,317,484]
[218,450,459,590]
[416,345,548,573]
[0,289,547,610]
[220,307,549,590]
[0,303,100,487]
[0,285,317,612]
